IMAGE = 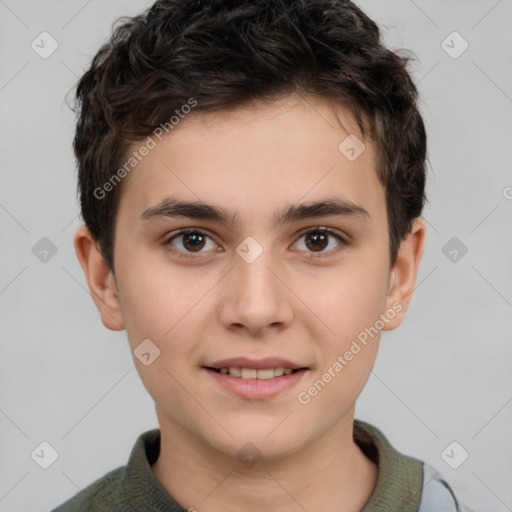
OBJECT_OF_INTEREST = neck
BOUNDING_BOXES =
[151,410,378,512]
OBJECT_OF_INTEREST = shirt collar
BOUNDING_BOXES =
[121,420,423,512]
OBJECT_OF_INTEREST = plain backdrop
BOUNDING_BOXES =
[1,1,511,511]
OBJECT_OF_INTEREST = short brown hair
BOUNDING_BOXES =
[73,0,427,270]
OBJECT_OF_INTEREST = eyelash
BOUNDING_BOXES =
[163,227,347,259]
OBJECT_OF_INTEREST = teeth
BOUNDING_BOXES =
[217,367,296,379]
[241,368,257,379]
[256,369,275,380]
[229,367,242,377]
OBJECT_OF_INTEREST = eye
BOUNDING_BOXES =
[164,226,347,260]
[164,228,220,258]
[292,227,346,255]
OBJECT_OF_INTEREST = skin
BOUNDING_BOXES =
[75,93,426,512]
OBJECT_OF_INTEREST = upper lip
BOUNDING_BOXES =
[204,357,308,370]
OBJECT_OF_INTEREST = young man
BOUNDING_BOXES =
[53,0,473,510]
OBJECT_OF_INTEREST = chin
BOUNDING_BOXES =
[215,423,307,462]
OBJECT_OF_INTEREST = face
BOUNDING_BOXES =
[78,94,424,461]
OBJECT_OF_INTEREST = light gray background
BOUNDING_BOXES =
[1,1,511,511]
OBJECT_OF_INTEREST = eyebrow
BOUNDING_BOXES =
[140,197,370,228]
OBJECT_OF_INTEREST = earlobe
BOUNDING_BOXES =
[382,217,426,331]
[73,225,125,331]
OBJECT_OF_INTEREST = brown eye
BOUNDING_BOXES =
[165,229,218,258]
[293,227,345,255]
[182,232,206,252]
[304,231,329,252]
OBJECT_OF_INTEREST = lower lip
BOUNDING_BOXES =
[203,368,308,399]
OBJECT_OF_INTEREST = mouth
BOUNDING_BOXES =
[202,362,309,399]
[203,366,304,379]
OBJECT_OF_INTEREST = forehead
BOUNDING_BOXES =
[116,94,382,224]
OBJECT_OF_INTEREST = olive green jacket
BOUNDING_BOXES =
[51,420,471,512]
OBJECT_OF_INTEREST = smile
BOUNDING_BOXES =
[207,367,299,379]
[203,366,308,399]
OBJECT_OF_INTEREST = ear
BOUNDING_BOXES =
[73,225,125,331]
[382,217,426,331]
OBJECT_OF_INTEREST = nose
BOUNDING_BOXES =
[217,245,294,336]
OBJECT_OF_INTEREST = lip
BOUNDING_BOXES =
[205,356,307,370]
[203,366,309,400]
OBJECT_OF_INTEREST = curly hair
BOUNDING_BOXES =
[73,0,427,270]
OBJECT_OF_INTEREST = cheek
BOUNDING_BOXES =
[296,253,389,400]
[116,260,214,400]
[296,274,385,416]
[119,272,202,417]
[116,254,203,342]
[296,343,378,438]
[304,260,390,341]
